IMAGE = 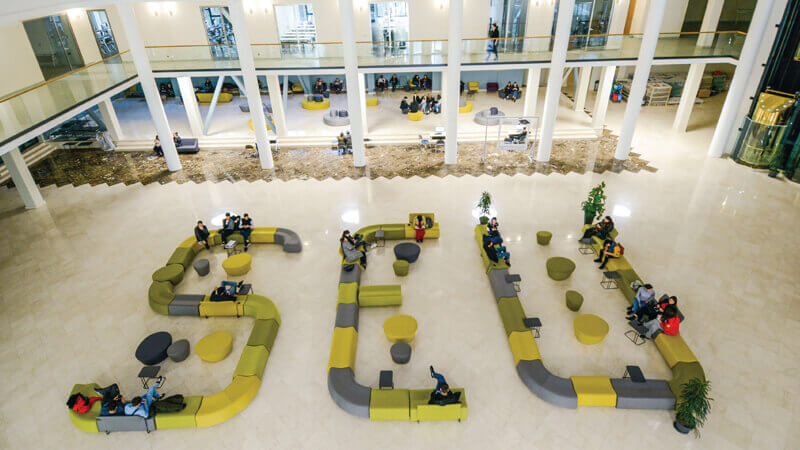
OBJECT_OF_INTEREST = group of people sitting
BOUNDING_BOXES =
[336,131,353,155]
[499,82,521,102]
[400,94,442,114]
[581,216,682,340]
[67,378,186,418]
[339,230,376,269]
[152,132,183,156]
[193,212,253,251]
[209,280,249,302]
[313,78,344,95]
[481,218,511,266]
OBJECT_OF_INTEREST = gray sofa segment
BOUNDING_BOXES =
[328,367,371,418]
[335,303,359,331]
[339,265,361,284]
[516,360,578,409]
[168,294,204,316]
[488,268,517,301]
[610,378,676,410]
[96,415,156,433]
[176,138,199,154]
[275,228,302,253]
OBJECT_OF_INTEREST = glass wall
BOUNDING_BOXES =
[87,10,118,59]
[489,0,528,52]
[201,7,238,60]
[369,1,409,57]
[553,0,614,50]
[275,3,317,56]
[23,14,85,79]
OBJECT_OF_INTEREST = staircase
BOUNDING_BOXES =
[0,142,59,185]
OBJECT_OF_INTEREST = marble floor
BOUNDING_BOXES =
[0,93,798,450]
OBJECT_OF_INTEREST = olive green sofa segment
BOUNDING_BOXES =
[474,224,509,272]
[369,388,411,421]
[69,383,102,433]
[357,285,402,307]
[154,395,203,429]
[167,247,196,268]
[233,345,270,379]
[247,319,279,352]
[152,264,185,285]
[667,361,706,404]
[497,297,530,336]
[408,389,468,421]
[148,280,175,316]
[338,282,358,304]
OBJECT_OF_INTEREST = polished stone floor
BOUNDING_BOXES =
[0,95,798,450]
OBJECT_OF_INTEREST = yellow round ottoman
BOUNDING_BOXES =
[301,98,330,110]
[408,111,423,121]
[383,314,418,343]
[459,101,473,113]
[196,331,233,362]
[222,253,252,276]
[366,97,379,106]
[573,314,609,345]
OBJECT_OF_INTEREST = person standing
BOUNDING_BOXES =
[487,23,500,61]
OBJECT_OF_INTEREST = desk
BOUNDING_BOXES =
[224,240,242,256]
[137,365,160,389]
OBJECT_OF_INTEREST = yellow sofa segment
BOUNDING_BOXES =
[69,383,101,433]
[337,282,358,304]
[328,326,358,372]
[195,376,261,427]
[301,98,330,110]
[196,92,233,104]
[370,389,411,421]
[408,111,423,121]
[508,331,541,365]
[654,333,698,368]
[250,227,277,243]
[570,376,617,407]
[409,389,468,421]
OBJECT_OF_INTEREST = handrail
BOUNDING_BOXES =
[0,50,131,105]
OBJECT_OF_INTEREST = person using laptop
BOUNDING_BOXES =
[428,366,459,405]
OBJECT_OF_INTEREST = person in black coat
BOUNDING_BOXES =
[240,213,252,250]
[194,220,210,249]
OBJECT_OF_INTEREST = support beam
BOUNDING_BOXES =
[282,75,289,110]
[1,148,44,209]
[118,4,181,171]
[97,99,124,141]
[592,66,616,131]
[231,76,247,96]
[537,0,574,163]
[228,0,273,169]
[708,0,776,158]
[574,67,592,112]
[358,73,369,136]
[202,75,225,135]
[523,68,540,117]
[177,77,204,137]
[340,0,366,167]
[266,75,288,136]
[614,0,667,161]
[444,0,464,165]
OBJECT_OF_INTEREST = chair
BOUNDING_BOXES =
[523,317,542,338]
[467,81,479,95]
[623,365,646,383]
[419,134,431,150]
[486,82,499,92]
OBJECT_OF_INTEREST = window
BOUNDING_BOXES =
[23,14,85,79]
[87,10,118,59]
[489,0,528,53]
[201,7,238,60]
[275,3,317,54]
[369,2,409,56]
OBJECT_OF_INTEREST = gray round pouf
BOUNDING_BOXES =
[167,339,190,362]
[390,342,412,364]
[394,243,421,263]
[193,259,210,276]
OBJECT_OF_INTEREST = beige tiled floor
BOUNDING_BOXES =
[0,95,798,449]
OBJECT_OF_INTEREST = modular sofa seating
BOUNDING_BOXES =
[70,226,297,433]
[196,92,233,104]
[323,109,350,126]
[302,97,330,110]
[329,216,467,422]
[175,138,200,154]
[474,108,506,126]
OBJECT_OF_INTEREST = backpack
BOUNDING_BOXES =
[617,243,624,256]
[152,395,186,413]
[425,217,433,228]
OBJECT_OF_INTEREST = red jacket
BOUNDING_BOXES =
[661,316,680,336]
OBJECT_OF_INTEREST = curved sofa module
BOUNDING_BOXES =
[71,226,296,433]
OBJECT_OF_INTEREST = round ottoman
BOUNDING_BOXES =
[383,314,418,343]
[196,331,233,362]
[366,97,379,106]
[536,231,553,246]
[135,331,172,365]
[390,342,412,364]
[573,314,609,345]
[566,290,584,311]
[394,242,421,263]
[408,111,423,121]
[152,264,184,285]
[301,97,330,110]
[222,253,252,276]
[193,258,210,277]
[167,339,190,362]
[459,101,473,113]
[546,257,576,281]
[393,260,410,276]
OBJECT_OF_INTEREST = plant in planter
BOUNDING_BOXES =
[674,378,713,437]
[581,182,607,225]
[477,191,492,224]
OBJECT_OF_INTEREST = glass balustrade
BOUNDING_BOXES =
[145,43,345,71]
[0,53,136,145]
[356,40,448,67]
[147,45,241,71]
[252,43,344,69]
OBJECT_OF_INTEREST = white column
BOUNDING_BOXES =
[358,73,369,136]
[444,0,464,165]
[228,0,273,169]
[340,0,366,167]
[1,148,44,209]
[574,67,592,112]
[97,98,124,141]
[614,0,667,161]
[708,0,776,157]
[266,74,288,136]
[537,0,574,162]
[523,68,540,117]
[592,65,616,130]
[176,77,204,138]
[118,4,181,171]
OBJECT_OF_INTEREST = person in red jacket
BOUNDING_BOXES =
[413,215,426,243]
[67,393,102,413]
[644,305,680,338]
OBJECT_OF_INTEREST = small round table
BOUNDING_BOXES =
[573,314,609,345]
[135,331,173,365]
[394,243,421,263]
[383,314,418,343]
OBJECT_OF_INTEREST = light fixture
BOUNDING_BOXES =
[66,8,83,20]
[148,3,161,16]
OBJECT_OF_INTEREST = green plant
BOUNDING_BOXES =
[477,191,492,223]
[581,182,607,222]
[675,378,713,437]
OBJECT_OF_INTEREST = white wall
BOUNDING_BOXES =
[68,9,102,63]
[629,0,689,34]
[0,23,45,96]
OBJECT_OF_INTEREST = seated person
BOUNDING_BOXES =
[487,217,500,236]
[501,82,513,100]
[400,97,410,113]
[410,75,420,90]
[627,282,655,320]
[643,304,680,338]
[240,213,253,250]
[210,284,237,302]
[421,74,430,90]
[483,236,510,266]
[390,74,399,91]
[340,230,371,268]
[511,82,520,101]
[594,239,622,270]
[331,78,343,93]
[194,220,210,250]
[409,100,420,113]
[67,392,102,414]
[414,215,426,243]
[506,127,527,143]
[172,131,182,147]
[124,379,163,418]
[153,136,163,157]
[220,212,240,243]
[314,78,326,94]
[376,75,388,91]
[203,78,213,92]
[581,216,614,243]
[97,383,125,416]
[431,95,441,113]
[428,366,458,405]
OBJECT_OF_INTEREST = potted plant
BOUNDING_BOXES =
[674,378,713,437]
[477,191,492,224]
[581,182,606,225]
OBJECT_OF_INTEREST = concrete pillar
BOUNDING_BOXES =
[592,66,616,130]
[614,0,667,161]
[708,0,776,157]
[340,0,366,167]
[605,0,630,49]
[176,77,203,138]
[574,67,592,112]
[97,98,124,141]
[444,0,464,165]
[537,0,574,162]
[118,4,181,171]
[359,73,369,136]
[266,75,288,136]
[1,148,44,209]
[228,0,273,169]
[523,68,540,117]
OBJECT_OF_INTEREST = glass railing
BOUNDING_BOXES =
[146,43,345,71]
[147,45,241,71]
[356,40,448,67]
[0,52,136,146]
[252,43,344,69]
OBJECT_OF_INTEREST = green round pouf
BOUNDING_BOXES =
[566,290,584,311]
[573,314,609,345]
[546,257,576,281]
[393,259,410,277]
[152,264,185,285]
[536,231,553,246]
